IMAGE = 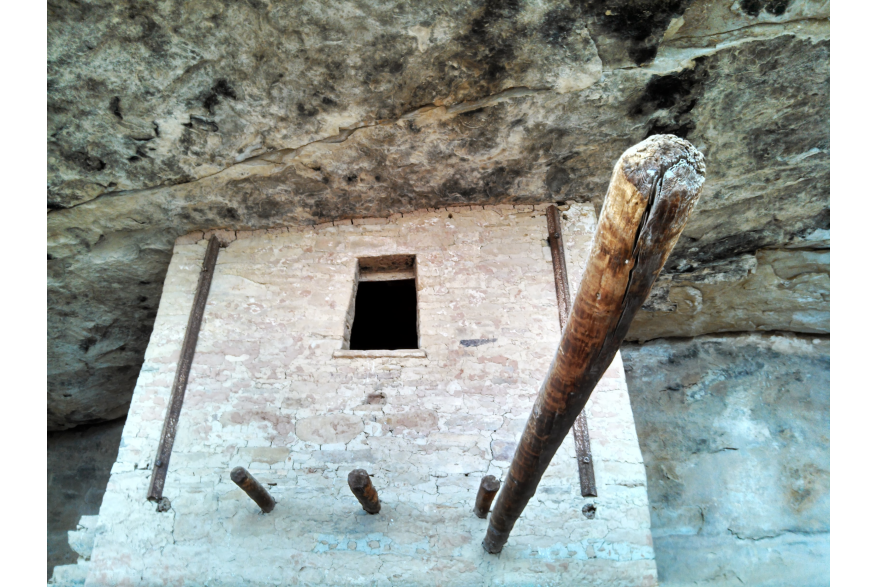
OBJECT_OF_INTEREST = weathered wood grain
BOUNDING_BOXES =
[230,467,276,514]
[348,469,381,514]
[483,135,706,554]
[473,475,501,519]
[547,204,598,498]
[147,235,221,502]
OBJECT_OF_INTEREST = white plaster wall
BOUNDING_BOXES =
[85,204,656,586]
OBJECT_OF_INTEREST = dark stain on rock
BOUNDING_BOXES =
[78,337,97,353]
[482,165,523,198]
[546,164,571,196]
[110,96,123,119]
[128,145,149,163]
[67,150,106,172]
[810,208,829,231]
[203,79,237,114]
[466,0,521,82]
[377,58,405,75]
[629,58,708,140]
[540,4,584,48]
[297,102,319,117]
[186,116,219,133]
[646,119,696,139]
[580,0,694,65]
[439,178,479,202]
[629,63,707,116]
[765,0,790,16]
[740,0,763,17]
[124,7,167,54]
[740,0,790,17]
[220,207,240,221]
[667,226,783,272]
[431,0,522,105]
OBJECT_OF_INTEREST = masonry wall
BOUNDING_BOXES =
[84,204,656,586]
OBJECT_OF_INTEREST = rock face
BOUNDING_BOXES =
[47,0,829,428]
[47,418,125,579]
[622,333,829,586]
[628,248,829,341]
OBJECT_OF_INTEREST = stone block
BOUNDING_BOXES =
[295,414,364,444]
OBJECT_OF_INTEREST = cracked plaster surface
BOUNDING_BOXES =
[84,205,657,586]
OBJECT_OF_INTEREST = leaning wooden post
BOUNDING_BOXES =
[230,466,276,513]
[483,135,705,554]
[348,469,381,514]
[473,475,501,518]
[148,235,221,502]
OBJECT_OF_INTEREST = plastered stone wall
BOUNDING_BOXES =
[84,204,656,586]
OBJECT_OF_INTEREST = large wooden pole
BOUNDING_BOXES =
[483,135,705,554]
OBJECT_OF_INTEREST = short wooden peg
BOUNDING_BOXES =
[473,475,501,518]
[230,466,276,513]
[348,469,381,514]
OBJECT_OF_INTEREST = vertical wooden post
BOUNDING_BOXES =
[148,235,221,502]
[546,205,572,325]
[483,135,705,554]
[546,204,598,498]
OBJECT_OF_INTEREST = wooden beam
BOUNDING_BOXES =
[546,204,598,498]
[148,235,221,502]
[573,415,597,497]
[546,205,572,326]
[483,135,705,554]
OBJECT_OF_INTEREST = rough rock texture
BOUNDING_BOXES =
[47,418,125,579]
[622,333,829,586]
[629,248,829,340]
[47,0,829,429]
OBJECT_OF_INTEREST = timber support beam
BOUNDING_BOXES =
[483,135,705,554]
[148,235,221,502]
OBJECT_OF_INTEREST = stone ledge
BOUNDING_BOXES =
[332,349,427,359]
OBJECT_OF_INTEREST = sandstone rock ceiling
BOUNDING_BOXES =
[47,0,829,429]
